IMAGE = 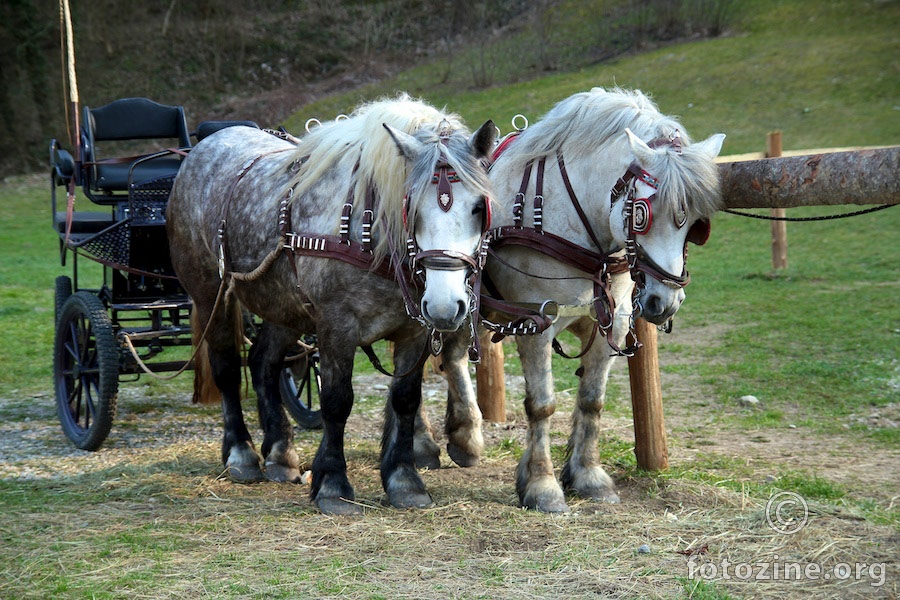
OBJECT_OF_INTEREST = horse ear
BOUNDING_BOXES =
[383,123,425,161]
[624,128,655,166]
[692,133,726,159]
[469,120,497,159]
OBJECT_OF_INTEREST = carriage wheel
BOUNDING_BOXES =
[54,275,72,323]
[279,338,323,430]
[54,291,120,450]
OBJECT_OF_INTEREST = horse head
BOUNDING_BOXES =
[612,128,726,325]
[385,119,496,332]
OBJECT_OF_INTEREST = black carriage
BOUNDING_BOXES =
[49,97,320,450]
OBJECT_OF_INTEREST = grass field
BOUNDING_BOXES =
[1,0,898,598]
[283,0,900,156]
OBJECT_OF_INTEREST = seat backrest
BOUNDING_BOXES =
[83,97,191,153]
[79,98,192,203]
[195,120,260,142]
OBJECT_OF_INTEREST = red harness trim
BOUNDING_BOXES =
[491,131,521,162]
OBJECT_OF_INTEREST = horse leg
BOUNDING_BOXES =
[202,303,264,483]
[559,318,620,503]
[516,334,568,513]
[381,338,434,509]
[309,336,360,515]
[441,330,483,467]
[248,322,302,483]
[412,403,442,470]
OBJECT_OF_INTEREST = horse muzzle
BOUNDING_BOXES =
[634,286,684,325]
[414,249,480,332]
[421,297,469,332]
[420,274,470,332]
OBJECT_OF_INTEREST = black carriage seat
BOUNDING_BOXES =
[194,120,259,142]
[81,98,191,204]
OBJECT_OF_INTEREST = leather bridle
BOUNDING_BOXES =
[400,154,493,359]
[402,158,491,277]
[479,133,711,356]
[610,138,712,334]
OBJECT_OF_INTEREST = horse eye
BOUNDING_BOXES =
[471,198,485,215]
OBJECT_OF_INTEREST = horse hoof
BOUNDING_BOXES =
[225,463,265,483]
[265,463,302,484]
[414,449,441,471]
[522,491,570,513]
[447,443,480,468]
[529,498,570,513]
[387,491,434,510]
[315,497,365,516]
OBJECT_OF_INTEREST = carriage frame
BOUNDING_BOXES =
[49,97,320,450]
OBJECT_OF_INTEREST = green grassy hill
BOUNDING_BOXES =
[284,0,899,155]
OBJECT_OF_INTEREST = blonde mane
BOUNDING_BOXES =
[286,94,491,263]
[499,87,721,218]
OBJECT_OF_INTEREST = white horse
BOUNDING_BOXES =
[168,95,495,515]
[418,87,725,512]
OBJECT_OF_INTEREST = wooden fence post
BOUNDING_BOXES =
[767,132,788,269]
[475,331,506,422]
[627,318,669,471]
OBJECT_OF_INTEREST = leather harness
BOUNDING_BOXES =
[478,132,701,358]
[480,147,635,357]
[217,131,490,370]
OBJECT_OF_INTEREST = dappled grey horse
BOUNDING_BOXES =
[168,95,495,514]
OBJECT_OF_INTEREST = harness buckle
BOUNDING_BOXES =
[539,300,560,324]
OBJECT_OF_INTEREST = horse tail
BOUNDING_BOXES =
[191,298,246,404]
[191,309,220,405]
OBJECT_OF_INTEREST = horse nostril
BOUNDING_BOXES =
[456,300,467,321]
[644,295,663,318]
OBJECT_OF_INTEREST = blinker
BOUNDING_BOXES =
[631,197,653,235]
[686,218,711,246]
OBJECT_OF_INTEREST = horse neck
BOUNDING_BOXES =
[490,141,631,252]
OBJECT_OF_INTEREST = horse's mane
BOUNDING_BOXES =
[286,94,492,263]
[500,87,721,218]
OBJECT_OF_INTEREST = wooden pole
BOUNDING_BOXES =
[475,330,506,422]
[627,318,669,471]
[767,132,788,269]
[719,146,900,208]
